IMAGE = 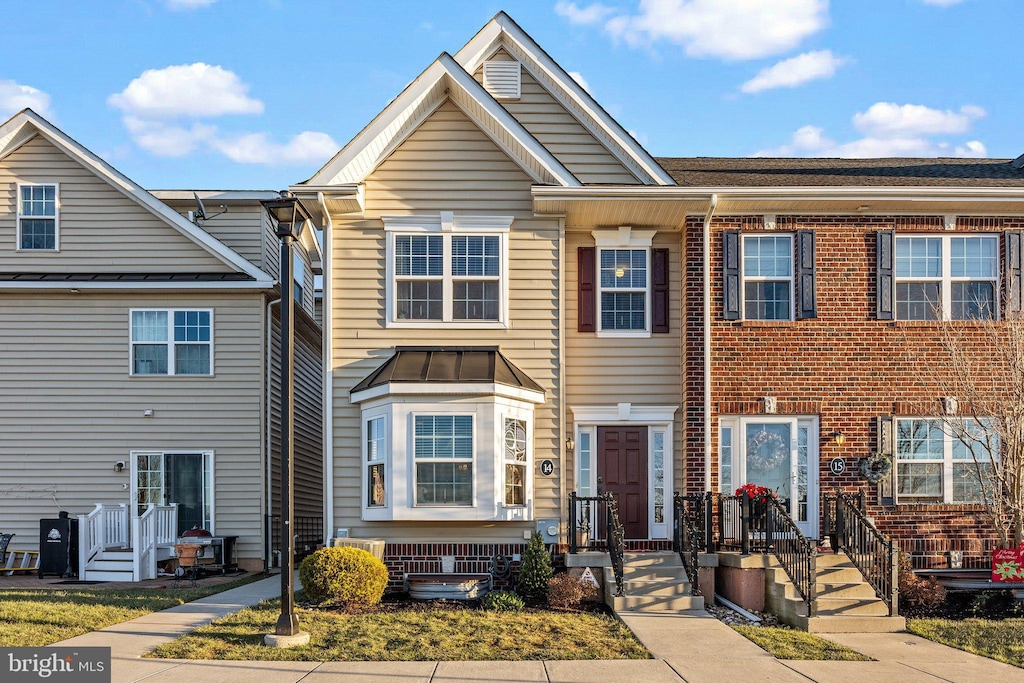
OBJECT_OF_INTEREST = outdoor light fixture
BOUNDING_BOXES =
[114,461,125,473]
[565,435,575,452]
[261,193,313,648]
[831,430,846,447]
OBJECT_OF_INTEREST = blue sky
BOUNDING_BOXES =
[2,0,1020,190]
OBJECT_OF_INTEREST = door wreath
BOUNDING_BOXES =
[746,429,788,473]
[859,452,892,484]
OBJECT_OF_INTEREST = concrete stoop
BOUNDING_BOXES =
[605,551,704,613]
[766,552,905,633]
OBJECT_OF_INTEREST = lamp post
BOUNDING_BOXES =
[262,193,312,648]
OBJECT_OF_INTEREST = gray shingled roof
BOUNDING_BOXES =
[351,346,544,395]
[654,157,1024,187]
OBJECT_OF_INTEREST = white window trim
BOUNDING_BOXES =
[16,182,60,252]
[129,308,215,377]
[718,415,819,538]
[741,232,794,321]
[411,412,477,508]
[363,412,389,509]
[895,417,997,504]
[501,412,533,513]
[383,213,512,329]
[895,233,1000,321]
[129,450,215,533]
[293,251,305,305]
[593,227,656,338]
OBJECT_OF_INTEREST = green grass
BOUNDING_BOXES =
[732,625,873,661]
[149,599,650,661]
[0,576,260,647]
[909,618,1024,668]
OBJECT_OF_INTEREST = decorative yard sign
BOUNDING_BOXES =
[579,566,599,587]
[992,543,1024,582]
[540,460,554,476]
[829,458,846,476]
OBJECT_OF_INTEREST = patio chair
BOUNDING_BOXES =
[174,543,203,586]
[0,534,13,567]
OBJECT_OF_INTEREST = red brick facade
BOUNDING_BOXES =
[685,214,1024,568]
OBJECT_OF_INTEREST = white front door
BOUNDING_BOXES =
[720,417,819,538]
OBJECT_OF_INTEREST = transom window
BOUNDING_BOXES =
[504,418,527,506]
[599,248,648,331]
[414,415,473,506]
[130,309,213,376]
[743,234,793,320]
[18,184,58,250]
[896,418,998,503]
[895,235,998,320]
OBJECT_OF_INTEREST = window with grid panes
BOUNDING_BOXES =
[18,184,58,250]
[895,235,998,320]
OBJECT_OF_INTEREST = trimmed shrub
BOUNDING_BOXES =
[299,546,389,608]
[547,572,598,610]
[516,532,553,601]
[481,590,525,612]
[898,551,946,610]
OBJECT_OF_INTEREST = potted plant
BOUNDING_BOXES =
[736,483,777,531]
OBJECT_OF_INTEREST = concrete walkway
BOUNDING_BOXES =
[50,577,1024,682]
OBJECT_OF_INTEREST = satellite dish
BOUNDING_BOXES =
[190,191,228,226]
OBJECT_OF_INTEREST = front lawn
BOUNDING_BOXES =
[908,618,1024,669]
[0,575,259,647]
[732,626,872,661]
[149,598,649,661]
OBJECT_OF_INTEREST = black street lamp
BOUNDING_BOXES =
[262,193,312,648]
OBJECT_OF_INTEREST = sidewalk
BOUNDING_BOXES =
[51,577,1024,682]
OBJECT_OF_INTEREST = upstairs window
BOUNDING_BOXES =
[293,252,305,305]
[131,309,213,376]
[743,235,792,320]
[599,248,648,331]
[886,234,998,320]
[18,184,58,250]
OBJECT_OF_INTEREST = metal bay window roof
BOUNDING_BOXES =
[351,346,544,396]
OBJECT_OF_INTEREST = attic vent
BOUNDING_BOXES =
[483,61,521,99]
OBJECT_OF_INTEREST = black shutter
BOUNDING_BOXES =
[1006,231,1023,314]
[877,416,896,506]
[652,248,670,333]
[876,230,895,321]
[796,230,817,319]
[723,231,741,320]
[578,247,596,332]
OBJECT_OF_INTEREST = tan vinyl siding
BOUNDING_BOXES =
[474,53,639,185]
[0,293,266,560]
[565,231,686,493]
[331,104,560,541]
[160,200,265,270]
[0,137,231,272]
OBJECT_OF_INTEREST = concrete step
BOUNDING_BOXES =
[805,615,907,633]
[612,594,704,612]
[622,578,692,597]
[815,566,865,583]
[82,570,135,582]
[815,553,857,569]
[815,581,878,599]
[623,552,682,567]
[815,597,890,617]
[89,559,134,571]
[622,565,687,580]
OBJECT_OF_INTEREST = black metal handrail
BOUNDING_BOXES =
[760,495,817,615]
[672,493,711,594]
[568,492,624,595]
[824,489,899,616]
[605,494,625,596]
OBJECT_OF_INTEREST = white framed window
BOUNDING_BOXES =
[384,214,512,328]
[365,415,388,508]
[413,414,475,506]
[132,450,214,534]
[293,252,305,305]
[895,418,998,503]
[130,309,213,376]
[503,417,528,506]
[652,430,666,525]
[17,183,59,251]
[598,248,649,331]
[895,235,998,320]
[742,234,793,320]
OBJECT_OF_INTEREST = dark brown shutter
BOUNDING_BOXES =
[795,230,816,319]
[876,230,895,321]
[723,230,741,320]
[652,248,670,333]
[1006,231,1023,314]
[578,246,596,332]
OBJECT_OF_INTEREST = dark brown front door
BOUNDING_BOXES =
[597,427,648,539]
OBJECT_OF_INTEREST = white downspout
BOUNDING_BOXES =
[266,296,281,567]
[703,194,718,492]
[318,191,335,545]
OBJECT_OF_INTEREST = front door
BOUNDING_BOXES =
[598,427,648,539]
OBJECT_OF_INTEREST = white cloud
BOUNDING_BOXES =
[756,102,988,159]
[108,63,263,119]
[554,1,615,25]
[600,0,828,61]
[122,116,215,157]
[568,71,592,93]
[740,50,846,94]
[0,79,53,118]
[213,130,338,165]
[165,0,218,10]
[852,102,984,137]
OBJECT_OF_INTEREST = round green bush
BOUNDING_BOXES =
[298,546,389,607]
[481,589,525,612]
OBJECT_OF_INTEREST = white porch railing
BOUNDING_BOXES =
[79,503,178,581]
[78,503,129,574]
[132,504,179,581]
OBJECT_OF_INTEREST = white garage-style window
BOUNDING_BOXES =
[352,348,544,522]
[384,213,512,328]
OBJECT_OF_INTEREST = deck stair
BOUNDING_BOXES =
[82,549,136,582]
[604,551,704,613]
[766,552,906,632]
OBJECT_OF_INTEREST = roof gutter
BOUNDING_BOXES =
[703,194,718,493]
[532,185,1024,201]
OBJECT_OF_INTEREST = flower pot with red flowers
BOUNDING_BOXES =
[735,483,777,532]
